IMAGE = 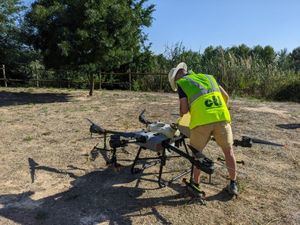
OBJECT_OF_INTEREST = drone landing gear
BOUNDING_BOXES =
[104,148,124,172]
[130,147,169,187]
[130,139,195,188]
[182,178,206,205]
[131,147,162,175]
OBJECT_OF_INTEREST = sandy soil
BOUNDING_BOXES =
[0,87,299,225]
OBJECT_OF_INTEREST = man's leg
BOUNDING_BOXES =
[213,122,238,195]
[221,146,237,181]
[190,125,212,185]
[223,147,238,195]
[193,166,201,184]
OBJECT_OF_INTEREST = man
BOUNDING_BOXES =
[168,62,238,195]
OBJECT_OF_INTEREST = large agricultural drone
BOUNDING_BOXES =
[87,110,284,199]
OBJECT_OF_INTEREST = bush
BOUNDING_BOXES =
[272,80,300,102]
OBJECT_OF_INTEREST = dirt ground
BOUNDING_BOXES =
[0,87,299,225]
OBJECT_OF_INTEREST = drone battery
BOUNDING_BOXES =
[135,131,169,152]
[177,113,190,138]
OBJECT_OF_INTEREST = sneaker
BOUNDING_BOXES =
[191,181,201,191]
[183,179,205,197]
[227,180,239,196]
[190,181,206,197]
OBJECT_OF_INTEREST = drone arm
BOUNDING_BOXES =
[233,136,284,147]
[163,142,214,175]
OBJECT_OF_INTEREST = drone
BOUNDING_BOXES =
[86,110,284,202]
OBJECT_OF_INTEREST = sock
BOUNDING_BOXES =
[192,182,200,188]
[230,180,236,185]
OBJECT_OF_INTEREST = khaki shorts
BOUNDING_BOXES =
[190,121,233,151]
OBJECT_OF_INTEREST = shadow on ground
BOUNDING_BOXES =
[0,91,71,107]
[1,154,234,225]
[276,123,300,130]
[0,161,192,225]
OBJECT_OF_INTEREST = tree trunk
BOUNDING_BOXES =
[2,65,7,87]
[128,69,132,91]
[99,70,102,90]
[89,73,94,96]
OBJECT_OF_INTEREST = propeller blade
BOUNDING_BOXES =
[138,109,152,125]
[233,136,284,147]
[250,137,284,147]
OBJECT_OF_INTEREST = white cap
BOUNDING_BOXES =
[168,62,187,91]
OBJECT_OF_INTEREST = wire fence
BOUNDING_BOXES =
[0,64,170,92]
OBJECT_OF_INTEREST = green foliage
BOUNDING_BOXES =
[291,47,300,72]
[132,79,141,91]
[272,77,300,102]
[1,1,299,102]
[24,0,155,71]
[0,0,24,54]
[157,43,300,102]
[0,0,42,81]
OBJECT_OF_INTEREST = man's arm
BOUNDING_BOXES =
[219,86,229,104]
[177,85,189,116]
[179,97,189,117]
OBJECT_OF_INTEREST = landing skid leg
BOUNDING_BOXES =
[158,149,166,187]
[131,147,143,174]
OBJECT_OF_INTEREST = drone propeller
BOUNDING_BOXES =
[86,118,106,134]
[233,136,284,148]
[138,109,152,125]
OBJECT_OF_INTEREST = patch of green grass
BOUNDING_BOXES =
[237,179,247,193]
[91,105,100,110]
[23,136,33,141]
[144,94,158,102]
[40,107,48,114]
[26,88,35,93]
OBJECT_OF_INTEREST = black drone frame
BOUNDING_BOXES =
[87,115,214,188]
[87,111,284,188]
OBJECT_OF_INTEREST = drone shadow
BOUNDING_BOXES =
[276,123,300,130]
[28,158,78,183]
[0,91,71,107]
[1,160,195,225]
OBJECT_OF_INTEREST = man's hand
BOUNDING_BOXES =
[219,86,229,104]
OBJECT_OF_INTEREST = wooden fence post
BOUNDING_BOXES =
[159,74,163,91]
[89,73,94,96]
[129,69,132,91]
[2,65,7,87]
[36,70,39,88]
[99,70,102,90]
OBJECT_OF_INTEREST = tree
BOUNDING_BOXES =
[228,44,251,59]
[0,0,23,61]
[251,45,276,64]
[251,45,264,59]
[0,0,41,82]
[0,1,24,66]
[290,47,300,72]
[201,46,225,75]
[277,49,292,71]
[24,0,155,95]
[262,45,276,65]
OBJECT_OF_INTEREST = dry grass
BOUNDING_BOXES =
[0,87,299,225]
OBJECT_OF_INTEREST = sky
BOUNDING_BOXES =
[23,0,300,54]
